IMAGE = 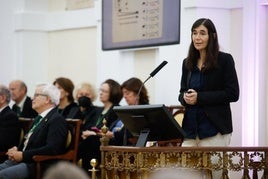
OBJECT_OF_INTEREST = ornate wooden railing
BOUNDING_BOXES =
[98,145,268,179]
[94,117,268,179]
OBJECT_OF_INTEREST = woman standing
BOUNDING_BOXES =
[178,19,239,178]
[178,18,239,147]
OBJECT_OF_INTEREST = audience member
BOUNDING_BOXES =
[114,77,150,146]
[43,161,89,179]
[75,82,100,131]
[0,83,68,179]
[121,77,149,105]
[9,80,38,118]
[75,82,97,102]
[78,96,100,131]
[0,85,21,162]
[53,77,82,119]
[77,79,122,171]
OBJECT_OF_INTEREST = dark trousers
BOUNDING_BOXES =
[77,136,101,172]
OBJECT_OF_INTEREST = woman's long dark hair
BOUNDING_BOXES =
[186,18,219,71]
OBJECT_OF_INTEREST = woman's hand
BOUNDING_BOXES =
[105,131,114,138]
[96,131,114,139]
[81,130,97,139]
[183,89,197,105]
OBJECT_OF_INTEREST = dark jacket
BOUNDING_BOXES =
[18,106,68,177]
[96,105,118,129]
[178,51,239,135]
[56,102,83,119]
[12,96,38,118]
[0,106,20,151]
[77,105,119,170]
[81,106,102,132]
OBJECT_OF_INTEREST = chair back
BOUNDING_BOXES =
[168,105,185,126]
[33,119,82,179]
[19,117,34,144]
[64,119,82,162]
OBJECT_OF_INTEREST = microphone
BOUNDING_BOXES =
[135,61,168,105]
[149,61,168,77]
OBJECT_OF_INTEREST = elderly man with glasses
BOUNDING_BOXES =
[0,83,68,179]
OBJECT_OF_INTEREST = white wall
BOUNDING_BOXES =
[254,1,268,146]
[47,28,98,87]
[241,0,268,146]
[0,1,18,85]
[1,0,268,146]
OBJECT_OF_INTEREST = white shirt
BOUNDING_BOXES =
[17,95,27,110]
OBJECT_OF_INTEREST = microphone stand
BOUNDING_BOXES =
[135,60,168,105]
[135,76,151,105]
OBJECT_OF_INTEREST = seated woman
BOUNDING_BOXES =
[75,82,99,130]
[106,77,150,146]
[121,77,149,105]
[53,77,82,119]
[75,82,97,103]
[77,79,123,171]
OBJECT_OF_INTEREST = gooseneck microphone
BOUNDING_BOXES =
[135,61,168,105]
[149,61,168,77]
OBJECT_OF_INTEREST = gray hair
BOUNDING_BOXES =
[37,83,60,105]
[0,84,11,103]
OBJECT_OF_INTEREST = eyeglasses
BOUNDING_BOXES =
[99,88,109,94]
[33,93,47,98]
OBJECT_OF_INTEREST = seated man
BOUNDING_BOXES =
[0,85,21,162]
[9,80,38,118]
[0,83,68,179]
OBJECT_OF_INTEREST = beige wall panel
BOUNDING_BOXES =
[47,27,97,88]
[134,49,156,104]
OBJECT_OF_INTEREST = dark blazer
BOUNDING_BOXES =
[19,108,68,168]
[56,102,83,119]
[12,96,38,118]
[0,106,20,151]
[81,106,102,132]
[178,51,239,135]
[80,105,118,132]
[77,105,119,170]
[96,105,118,129]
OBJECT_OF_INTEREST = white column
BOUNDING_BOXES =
[240,0,268,146]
